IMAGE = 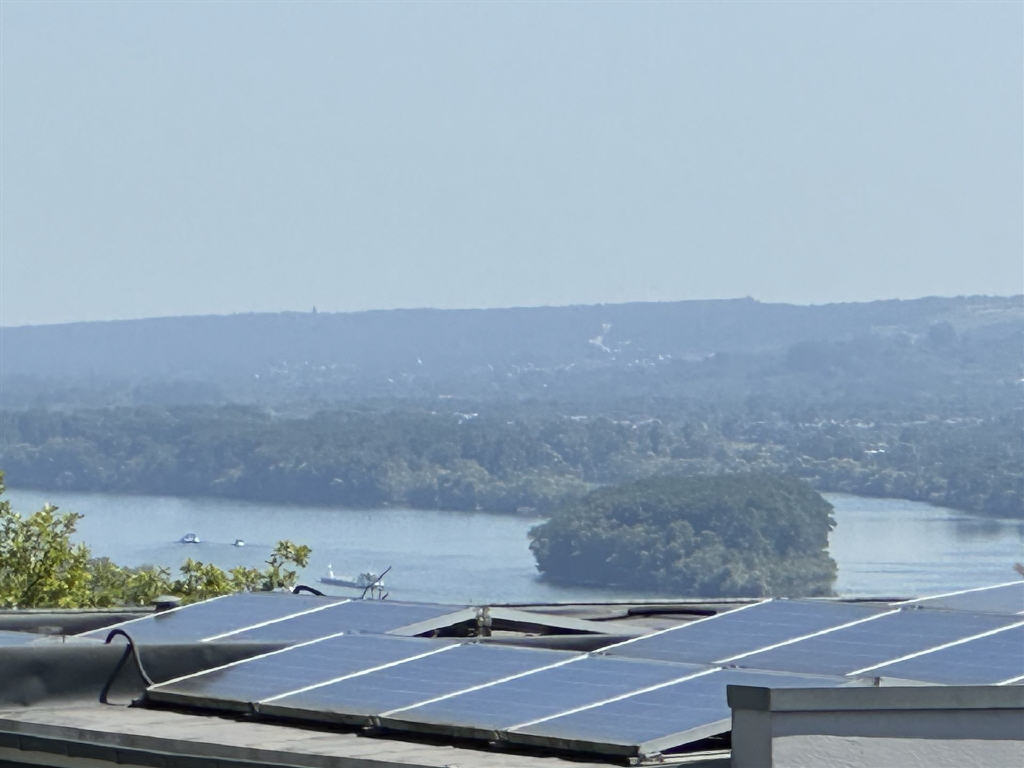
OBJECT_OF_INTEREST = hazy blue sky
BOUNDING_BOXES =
[1,1,1021,327]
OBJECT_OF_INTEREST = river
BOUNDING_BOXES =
[6,489,1023,604]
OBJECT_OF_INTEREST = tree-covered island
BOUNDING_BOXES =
[529,474,837,597]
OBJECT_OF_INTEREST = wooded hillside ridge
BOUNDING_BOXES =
[1,294,1019,519]
[1,295,1019,410]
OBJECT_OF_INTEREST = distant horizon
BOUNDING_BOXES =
[3,291,1019,330]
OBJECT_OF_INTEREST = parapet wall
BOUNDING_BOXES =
[728,684,1024,768]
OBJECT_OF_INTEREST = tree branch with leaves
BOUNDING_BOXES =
[0,470,313,608]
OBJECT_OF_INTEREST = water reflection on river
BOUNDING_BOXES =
[7,488,1023,603]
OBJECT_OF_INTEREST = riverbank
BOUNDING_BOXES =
[5,467,1018,522]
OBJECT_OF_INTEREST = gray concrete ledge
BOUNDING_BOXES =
[0,705,614,768]
[727,684,1024,713]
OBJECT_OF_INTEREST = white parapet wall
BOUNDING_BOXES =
[728,684,1024,768]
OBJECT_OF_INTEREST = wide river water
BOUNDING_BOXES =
[7,489,1023,604]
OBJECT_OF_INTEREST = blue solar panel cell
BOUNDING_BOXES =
[904,582,1024,615]
[603,600,884,664]
[80,592,348,644]
[260,643,577,720]
[734,607,1019,677]
[382,655,712,732]
[867,623,1024,684]
[147,634,445,708]
[218,600,464,643]
[509,669,844,755]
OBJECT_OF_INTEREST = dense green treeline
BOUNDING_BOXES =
[529,474,837,596]
[1,404,1019,517]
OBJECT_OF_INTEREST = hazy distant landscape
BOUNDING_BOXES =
[2,0,1020,607]
[2,295,1020,521]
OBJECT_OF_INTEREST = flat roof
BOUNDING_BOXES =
[0,589,1013,767]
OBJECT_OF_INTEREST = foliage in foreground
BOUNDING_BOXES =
[529,473,837,598]
[0,471,311,608]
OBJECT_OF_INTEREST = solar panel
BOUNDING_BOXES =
[208,600,466,643]
[899,581,1024,615]
[379,655,712,736]
[148,636,846,757]
[79,592,349,644]
[508,668,846,757]
[730,607,1020,677]
[130,587,1024,759]
[862,622,1024,685]
[258,643,578,724]
[146,634,447,710]
[602,599,884,664]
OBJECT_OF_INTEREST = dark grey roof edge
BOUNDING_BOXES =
[504,718,732,759]
[0,715,435,768]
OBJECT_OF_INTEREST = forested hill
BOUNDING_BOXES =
[1,295,1020,409]
[2,295,1020,519]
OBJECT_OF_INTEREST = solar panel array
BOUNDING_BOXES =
[79,593,467,644]
[508,668,841,756]
[723,606,1020,677]
[149,634,453,709]
[602,599,884,664]
[260,642,577,722]
[375,654,713,733]
[897,580,1024,615]
[148,630,847,757]
[138,582,1024,759]
[862,622,1024,685]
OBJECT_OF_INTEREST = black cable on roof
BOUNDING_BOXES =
[99,628,154,704]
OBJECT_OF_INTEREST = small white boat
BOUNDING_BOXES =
[320,564,386,590]
[179,532,200,544]
[233,539,245,547]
